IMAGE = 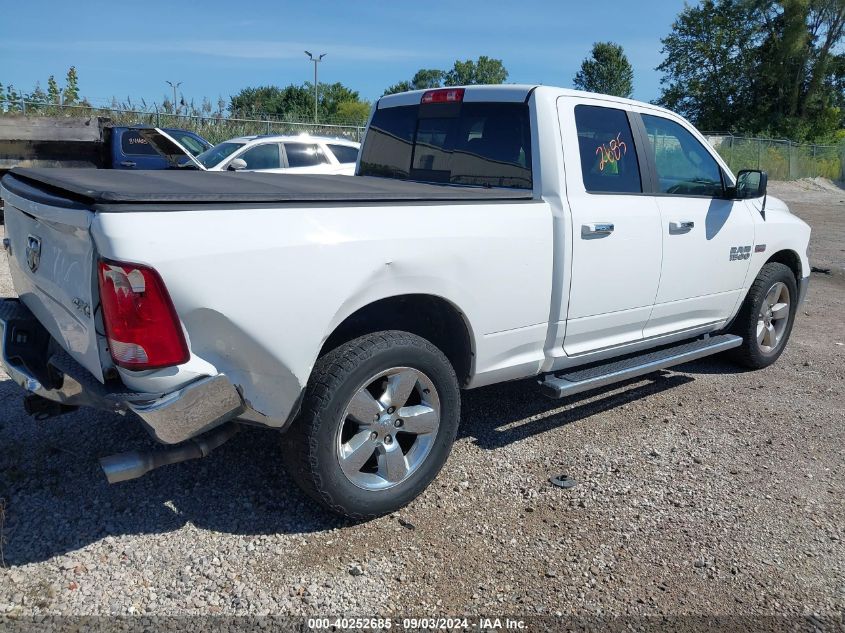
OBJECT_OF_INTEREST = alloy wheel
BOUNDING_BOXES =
[756,281,790,354]
[336,367,441,491]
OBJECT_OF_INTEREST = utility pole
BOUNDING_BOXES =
[304,51,326,123]
[165,80,182,114]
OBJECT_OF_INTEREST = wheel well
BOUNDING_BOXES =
[320,295,474,385]
[766,249,802,285]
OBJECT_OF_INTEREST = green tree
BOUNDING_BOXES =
[410,68,445,89]
[444,56,508,85]
[229,85,312,118]
[335,100,371,124]
[47,75,60,104]
[657,0,757,131]
[753,0,845,137]
[29,82,48,109]
[657,0,845,140]
[62,66,79,105]
[230,82,362,121]
[383,60,506,95]
[383,68,446,95]
[310,81,361,120]
[573,42,634,98]
[383,81,412,95]
[5,84,21,112]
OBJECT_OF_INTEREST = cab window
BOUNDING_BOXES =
[574,105,642,194]
[328,144,359,164]
[121,132,159,156]
[641,114,723,197]
[239,143,282,170]
[284,143,329,167]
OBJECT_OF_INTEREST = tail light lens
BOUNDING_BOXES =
[420,88,465,104]
[97,260,189,370]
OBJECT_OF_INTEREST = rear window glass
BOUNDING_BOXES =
[359,102,532,189]
[328,144,359,164]
[574,105,642,194]
[121,132,159,156]
[284,143,329,167]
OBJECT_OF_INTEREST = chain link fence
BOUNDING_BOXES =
[2,103,843,180]
[0,102,367,144]
[703,133,844,181]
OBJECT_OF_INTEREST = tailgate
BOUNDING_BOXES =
[2,186,104,381]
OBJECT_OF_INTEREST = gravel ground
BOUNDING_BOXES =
[0,179,843,622]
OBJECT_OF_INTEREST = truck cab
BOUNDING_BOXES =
[110,127,212,170]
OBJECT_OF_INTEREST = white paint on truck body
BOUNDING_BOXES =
[91,199,554,422]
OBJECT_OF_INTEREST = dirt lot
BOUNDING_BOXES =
[0,180,843,624]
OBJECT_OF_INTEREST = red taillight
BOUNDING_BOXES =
[97,259,189,370]
[420,88,465,104]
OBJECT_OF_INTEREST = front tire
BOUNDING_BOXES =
[282,331,460,519]
[729,262,798,369]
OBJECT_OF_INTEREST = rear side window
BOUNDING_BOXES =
[284,143,329,167]
[574,105,641,194]
[359,102,532,189]
[121,132,159,156]
[641,114,723,197]
[328,144,360,164]
[239,143,281,170]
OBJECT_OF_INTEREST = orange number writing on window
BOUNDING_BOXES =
[595,133,628,171]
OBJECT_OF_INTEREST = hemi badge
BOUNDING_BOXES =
[755,244,766,253]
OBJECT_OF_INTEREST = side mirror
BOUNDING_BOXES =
[734,169,768,200]
[228,158,247,171]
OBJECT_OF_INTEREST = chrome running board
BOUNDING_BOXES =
[539,334,742,399]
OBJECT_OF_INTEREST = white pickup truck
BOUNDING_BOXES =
[0,85,810,518]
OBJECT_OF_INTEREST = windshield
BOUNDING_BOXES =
[196,142,245,168]
[359,102,532,189]
[164,130,212,156]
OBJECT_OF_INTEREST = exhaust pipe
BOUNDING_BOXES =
[99,422,240,484]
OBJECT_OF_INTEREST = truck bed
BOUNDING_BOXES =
[2,168,533,210]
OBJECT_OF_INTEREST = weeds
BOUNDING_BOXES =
[0,102,365,144]
[709,135,844,180]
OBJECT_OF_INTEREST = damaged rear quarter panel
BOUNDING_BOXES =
[91,201,553,425]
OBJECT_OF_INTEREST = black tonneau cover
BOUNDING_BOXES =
[2,168,533,210]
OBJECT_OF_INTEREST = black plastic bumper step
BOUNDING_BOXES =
[539,334,742,399]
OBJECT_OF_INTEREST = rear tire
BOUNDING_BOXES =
[728,262,798,369]
[282,331,460,519]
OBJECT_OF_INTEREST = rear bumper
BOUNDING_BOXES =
[0,298,244,444]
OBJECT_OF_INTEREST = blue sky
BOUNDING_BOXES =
[1,0,685,108]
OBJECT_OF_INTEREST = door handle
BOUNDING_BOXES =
[669,220,695,232]
[582,223,614,237]
[120,160,136,168]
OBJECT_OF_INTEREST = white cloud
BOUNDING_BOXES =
[0,39,421,62]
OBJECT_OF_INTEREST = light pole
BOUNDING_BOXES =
[165,80,182,114]
[304,51,325,123]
